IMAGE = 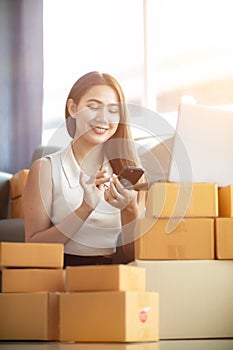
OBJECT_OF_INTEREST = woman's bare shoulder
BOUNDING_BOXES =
[26,157,52,189]
[30,157,51,174]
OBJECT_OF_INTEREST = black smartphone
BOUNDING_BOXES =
[118,166,145,188]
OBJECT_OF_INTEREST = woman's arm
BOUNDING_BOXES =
[24,158,94,243]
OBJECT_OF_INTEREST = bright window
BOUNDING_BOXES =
[42,0,144,145]
[43,0,233,147]
[146,0,233,112]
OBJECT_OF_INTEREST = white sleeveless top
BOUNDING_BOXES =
[46,143,121,256]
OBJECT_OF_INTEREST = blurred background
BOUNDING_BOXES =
[1,0,233,173]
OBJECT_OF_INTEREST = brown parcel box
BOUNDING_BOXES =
[135,218,215,260]
[0,292,59,340]
[0,242,64,268]
[146,182,218,218]
[2,268,65,292]
[215,218,233,259]
[130,260,233,339]
[66,264,146,292]
[59,291,159,342]
[218,185,233,217]
[10,169,29,199]
[10,169,29,218]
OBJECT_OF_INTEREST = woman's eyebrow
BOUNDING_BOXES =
[86,98,119,106]
[86,98,102,103]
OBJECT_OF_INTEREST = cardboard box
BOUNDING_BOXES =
[11,196,24,218]
[2,268,65,292]
[215,218,233,259]
[0,242,64,268]
[10,170,29,218]
[0,292,59,340]
[130,260,233,339]
[135,218,215,260]
[59,291,159,342]
[218,185,233,217]
[146,182,218,218]
[10,169,29,199]
[65,264,146,292]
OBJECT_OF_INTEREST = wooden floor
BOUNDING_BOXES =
[0,339,233,350]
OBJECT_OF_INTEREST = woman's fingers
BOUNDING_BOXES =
[80,171,102,209]
[95,168,110,188]
[104,174,137,210]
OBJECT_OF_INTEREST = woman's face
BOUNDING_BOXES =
[70,85,120,146]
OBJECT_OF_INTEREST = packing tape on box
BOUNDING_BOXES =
[168,245,186,259]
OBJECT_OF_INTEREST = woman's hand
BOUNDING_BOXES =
[80,168,110,210]
[104,174,138,210]
[95,168,111,190]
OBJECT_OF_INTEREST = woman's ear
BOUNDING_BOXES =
[67,98,77,117]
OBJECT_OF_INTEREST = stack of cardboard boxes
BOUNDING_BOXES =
[0,242,64,340]
[135,182,216,260]
[131,182,233,339]
[0,242,159,342]
[60,265,159,342]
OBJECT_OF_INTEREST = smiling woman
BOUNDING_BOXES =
[24,71,145,267]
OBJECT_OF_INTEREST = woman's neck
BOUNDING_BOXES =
[71,139,105,175]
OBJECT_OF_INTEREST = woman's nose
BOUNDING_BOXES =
[95,105,109,122]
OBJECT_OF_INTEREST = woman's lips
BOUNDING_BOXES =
[90,125,109,134]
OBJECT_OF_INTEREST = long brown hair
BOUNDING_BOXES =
[65,71,140,175]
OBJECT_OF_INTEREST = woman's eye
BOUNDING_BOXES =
[109,106,119,113]
[87,103,119,114]
[88,104,101,110]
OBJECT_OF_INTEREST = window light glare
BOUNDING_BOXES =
[181,95,196,104]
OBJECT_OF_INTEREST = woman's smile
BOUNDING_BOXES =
[90,124,109,135]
